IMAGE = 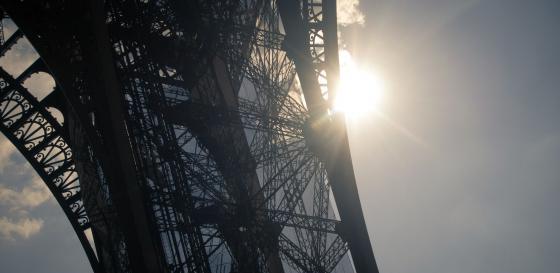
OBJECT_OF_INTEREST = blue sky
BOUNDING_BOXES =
[1,1,559,272]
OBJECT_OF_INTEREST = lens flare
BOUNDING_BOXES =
[334,50,384,118]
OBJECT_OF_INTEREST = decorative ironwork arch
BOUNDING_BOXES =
[0,1,380,272]
[0,26,101,271]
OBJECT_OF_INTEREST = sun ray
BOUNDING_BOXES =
[334,50,384,118]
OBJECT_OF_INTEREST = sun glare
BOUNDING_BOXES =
[334,50,384,118]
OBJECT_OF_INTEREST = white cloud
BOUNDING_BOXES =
[0,176,51,214]
[0,138,50,241]
[0,169,50,241]
[0,217,44,240]
[0,137,18,173]
[337,0,365,26]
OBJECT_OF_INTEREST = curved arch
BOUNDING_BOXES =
[1,1,379,273]
[22,71,56,101]
[0,41,100,271]
[45,107,65,125]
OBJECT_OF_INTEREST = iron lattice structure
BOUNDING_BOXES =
[0,1,378,273]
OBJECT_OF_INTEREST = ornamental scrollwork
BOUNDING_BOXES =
[0,89,32,127]
[15,112,55,150]
[0,78,9,89]
[0,66,91,230]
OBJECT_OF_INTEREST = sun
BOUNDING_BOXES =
[334,51,384,118]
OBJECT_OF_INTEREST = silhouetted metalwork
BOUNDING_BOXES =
[0,1,378,273]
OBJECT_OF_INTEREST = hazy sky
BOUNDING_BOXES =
[1,1,559,273]
[345,1,560,272]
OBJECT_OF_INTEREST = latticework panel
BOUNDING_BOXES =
[0,1,377,273]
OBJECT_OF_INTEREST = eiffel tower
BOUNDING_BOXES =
[0,1,379,273]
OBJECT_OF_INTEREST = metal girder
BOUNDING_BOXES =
[0,3,165,272]
[278,1,380,273]
[0,1,379,273]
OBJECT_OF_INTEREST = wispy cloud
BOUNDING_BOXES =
[337,0,365,26]
[0,20,55,244]
[0,176,52,214]
[0,135,51,240]
[0,137,18,173]
[0,217,44,240]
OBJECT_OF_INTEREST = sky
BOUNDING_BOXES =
[1,0,560,272]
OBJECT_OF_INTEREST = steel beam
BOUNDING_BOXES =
[278,1,380,272]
